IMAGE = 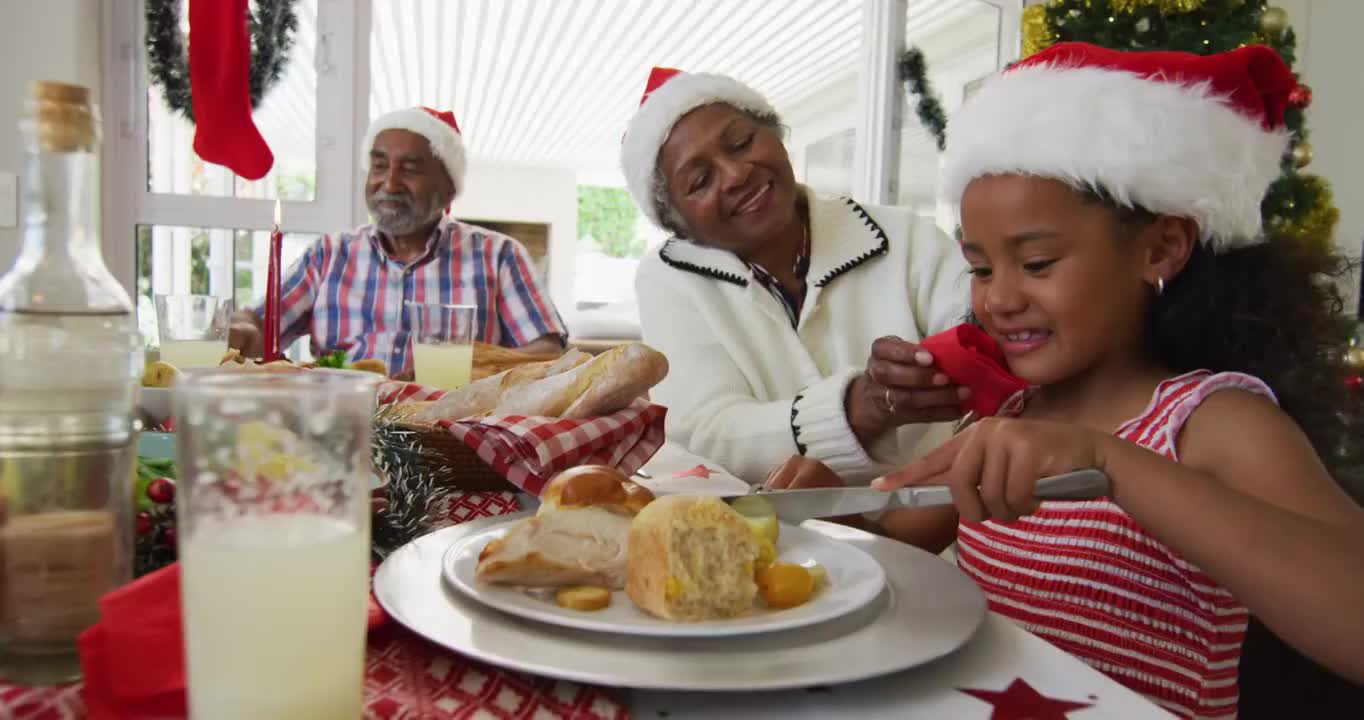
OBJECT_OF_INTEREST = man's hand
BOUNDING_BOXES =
[227,310,264,359]
[518,334,566,356]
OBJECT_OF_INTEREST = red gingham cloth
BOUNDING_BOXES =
[377,381,668,497]
[1,494,627,720]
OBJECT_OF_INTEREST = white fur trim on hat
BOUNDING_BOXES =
[621,73,777,227]
[363,108,467,198]
[940,64,1289,252]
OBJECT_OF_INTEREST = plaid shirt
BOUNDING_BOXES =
[254,216,566,375]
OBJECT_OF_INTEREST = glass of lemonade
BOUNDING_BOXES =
[154,294,232,369]
[406,301,476,390]
[173,371,378,720]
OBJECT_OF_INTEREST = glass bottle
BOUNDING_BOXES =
[0,81,141,684]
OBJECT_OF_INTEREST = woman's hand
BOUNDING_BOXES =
[873,417,1111,523]
[846,336,968,443]
[764,455,846,490]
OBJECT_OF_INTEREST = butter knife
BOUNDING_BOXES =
[727,468,1109,524]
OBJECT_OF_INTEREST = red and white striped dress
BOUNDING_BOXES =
[956,370,1274,719]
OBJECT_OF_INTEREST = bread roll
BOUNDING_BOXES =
[476,507,632,588]
[537,465,654,516]
[626,496,759,621]
[476,465,654,589]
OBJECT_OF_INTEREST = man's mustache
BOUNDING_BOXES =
[370,191,415,208]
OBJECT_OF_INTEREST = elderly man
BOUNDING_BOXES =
[229,107,567,375]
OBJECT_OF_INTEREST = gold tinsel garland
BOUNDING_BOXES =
[1271,176,1340,252]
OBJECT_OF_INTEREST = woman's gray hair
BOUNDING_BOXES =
[649,105,786,240]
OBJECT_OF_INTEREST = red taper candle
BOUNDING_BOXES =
[263,199,283,362]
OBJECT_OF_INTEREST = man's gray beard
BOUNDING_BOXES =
[368,191,444,237]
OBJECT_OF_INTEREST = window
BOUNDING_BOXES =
[107,1,1022,347]
[101,0,362,357]
[897,0,1016,232]
[367,0,868,339]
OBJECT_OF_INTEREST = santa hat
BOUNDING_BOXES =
[941,42,1297,252]
[363,107,467,196]
[621,67,777,227]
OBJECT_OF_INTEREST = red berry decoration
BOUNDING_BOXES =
[1289,84,1312,109]
[136,512,154,536]
[1346,374,1362,391]
[147,477,176,504]
[162,526,178,548]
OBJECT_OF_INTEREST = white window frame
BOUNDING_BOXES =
[857,0,1022,204]
[99,0,370,301]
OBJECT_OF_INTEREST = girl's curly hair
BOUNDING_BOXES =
[1093,190,1364,501]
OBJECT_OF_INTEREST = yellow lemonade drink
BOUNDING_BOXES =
[158,339,226,369]
[180,514,369,720]
[412,342,473,390]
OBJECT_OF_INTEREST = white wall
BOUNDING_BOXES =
[1281,0,1364,316]
[449,161,578,314]
[0,0,102,275]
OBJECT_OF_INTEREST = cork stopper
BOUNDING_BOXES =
[29,81,98,152]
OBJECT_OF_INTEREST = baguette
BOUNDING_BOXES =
[416,349,591,421]
[492,343,668,419]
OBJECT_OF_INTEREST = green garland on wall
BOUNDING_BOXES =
[145,0,299,124]
[898,48,948,151]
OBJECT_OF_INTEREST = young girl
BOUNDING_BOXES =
[768,43,1364,718]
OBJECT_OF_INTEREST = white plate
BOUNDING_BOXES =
[442,519,886,638]
[375,514,988,691]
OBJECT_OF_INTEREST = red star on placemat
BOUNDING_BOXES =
[673,464,717,479]
[959,679,1092,720]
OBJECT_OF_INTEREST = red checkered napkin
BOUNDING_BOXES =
[377,382,666,496]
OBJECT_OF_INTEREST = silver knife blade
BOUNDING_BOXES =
[728,468,1110,524]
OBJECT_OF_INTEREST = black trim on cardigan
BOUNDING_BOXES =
[790,393,808,455]
[657,239,749,287]
[813,198,890,288]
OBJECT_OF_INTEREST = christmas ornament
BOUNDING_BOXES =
[135,512,154,537]
[959,678,1093,719]
[188,0,278,179]
[1273,177,1340,248]
[1259,6,1290,35]
[1346,347,1364,370]
[1346,374,1362,392]
[146,477,176,504]
[1292,142,1314,168]
[1289,84,1313,109]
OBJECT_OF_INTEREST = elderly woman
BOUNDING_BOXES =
[623,67,969,483]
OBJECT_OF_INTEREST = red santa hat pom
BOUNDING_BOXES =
[363,106,466,197]
[621,67,777,227]
[941,42,1296,252]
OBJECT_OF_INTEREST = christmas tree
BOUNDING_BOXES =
[1021,0,1337,253]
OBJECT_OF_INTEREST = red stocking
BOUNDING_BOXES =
[189,0,274,180]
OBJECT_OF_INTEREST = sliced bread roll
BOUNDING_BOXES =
[626,495,759,621]
[476,507,633,589]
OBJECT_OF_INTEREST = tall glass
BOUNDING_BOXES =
[173,371,377,719]
[406,301,476,390]
[154,294,232,369]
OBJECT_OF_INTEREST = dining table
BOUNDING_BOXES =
[0,442,1172,719]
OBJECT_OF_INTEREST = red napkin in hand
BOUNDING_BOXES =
[77,564,187,720]
[919,323,1031,418]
